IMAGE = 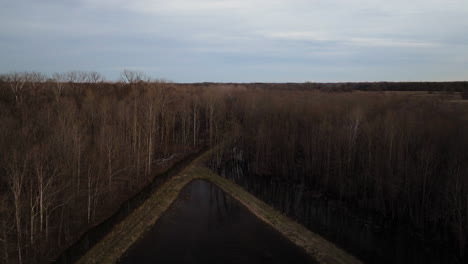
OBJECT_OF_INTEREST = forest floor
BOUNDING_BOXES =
[76,149,362,264]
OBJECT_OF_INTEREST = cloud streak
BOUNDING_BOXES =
[263,31,440,48]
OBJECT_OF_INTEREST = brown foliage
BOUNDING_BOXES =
[0,76,231,263]
[211,89,468,259]
[1,73,467,263]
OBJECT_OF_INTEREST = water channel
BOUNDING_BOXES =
[117,180,315,264]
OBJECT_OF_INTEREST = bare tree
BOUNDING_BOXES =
[26,72,46,91]
[0,73,7,83]
[78,71,89,83]
[65,71,78,83]
[203,87,224,146]
[0,195,11,263]
[66,71,87,83]
[88,71,104,83]
[6,153,28,264]
[5,72,28,104]
[120,70,149,84]
[52,72,66,102]
[31,145,60,243]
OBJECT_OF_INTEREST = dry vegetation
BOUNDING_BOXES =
[0,71,467,263]
[209,89,468,262]
[0,71,229,263]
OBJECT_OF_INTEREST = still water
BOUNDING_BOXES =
[118,180,315,264]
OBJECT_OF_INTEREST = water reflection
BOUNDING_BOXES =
[118,180,314,264]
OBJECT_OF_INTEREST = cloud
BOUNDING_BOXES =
[262,31,440,49]
[0,0,467,81]
[262,31,333,42]
[348,38,439,48]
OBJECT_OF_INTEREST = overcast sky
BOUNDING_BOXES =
[1,0,467,82]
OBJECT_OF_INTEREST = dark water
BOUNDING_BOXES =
[118,180,315,264]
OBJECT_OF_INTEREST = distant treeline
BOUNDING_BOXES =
[1,71,467,93]
[182,81,468,92]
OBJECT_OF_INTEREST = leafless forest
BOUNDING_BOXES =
[0,71,467,263]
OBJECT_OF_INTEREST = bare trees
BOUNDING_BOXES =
[448,164,468,257]
[0,74,224,263]
[25,72,46,93]
[202,86,224,146]
[51,73,66,101]
[6,153,27,264]
[31,145,61,244]
[50,71,105,102]
[5,72,28,104]
[1,75,465,262]
[211,89,468,260]
[0,195,10,264]
[120,70,149,85]
[86,72,104,83]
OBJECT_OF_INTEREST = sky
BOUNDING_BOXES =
[0,0,467,82]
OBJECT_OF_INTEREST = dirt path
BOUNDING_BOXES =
[76,150,362,264]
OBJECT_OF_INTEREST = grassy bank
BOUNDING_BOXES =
[76,153,361,264]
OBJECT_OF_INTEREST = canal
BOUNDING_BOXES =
[117,180,315,263]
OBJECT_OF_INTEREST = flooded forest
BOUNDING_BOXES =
[0,72,467,263]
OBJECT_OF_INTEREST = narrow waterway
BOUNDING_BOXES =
[117,180,315,264]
